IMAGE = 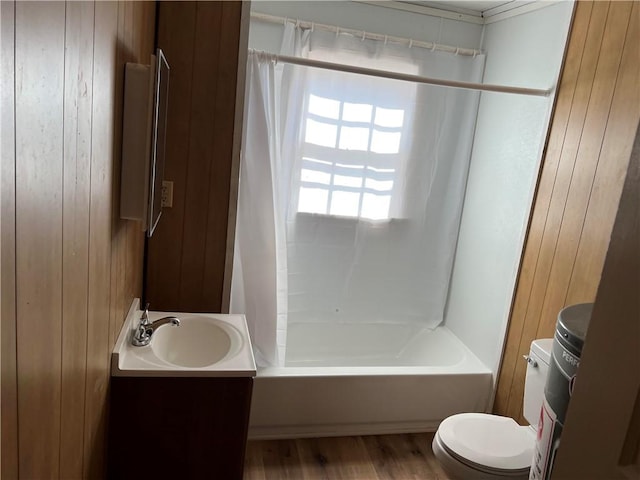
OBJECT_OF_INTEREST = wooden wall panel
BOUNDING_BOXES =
[60,3,94,478]
[14,3,66,475]
[551,122,640,480]
[1,1,19,476]
[495,0,640,423]
[203,2,244,310]
[565,2,640,305]
[534,1,632,336]
[147,1,197,310]
[147,1,245,313]
[1,2,155,478]
[178,2,224,309]
[84,3,119,477]
[109,1,131,354]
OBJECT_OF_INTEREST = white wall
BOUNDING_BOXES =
[444,2,575,376]
[248,1,483,52]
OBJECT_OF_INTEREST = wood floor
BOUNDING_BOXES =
[243,433,452,480]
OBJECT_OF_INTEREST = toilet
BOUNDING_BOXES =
[432,339,553,479]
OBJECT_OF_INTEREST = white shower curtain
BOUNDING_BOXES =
[230,26,307,366]
[232,24,485,367]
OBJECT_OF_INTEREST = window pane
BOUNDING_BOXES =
[330,191,360,217]
[361,193,391,220]
[374,107,405,128]
[365,177,394,192]
[308,94,340,119]
[305,119,337,147]
[343,103,373,123]
[335,163,364,187]
[298,187,328,214]
[339,126,369,151]
[301,168,330,185]
[371,130,401,154]
[334,174,363,188]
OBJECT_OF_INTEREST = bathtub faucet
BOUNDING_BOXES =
[131,303,180,347]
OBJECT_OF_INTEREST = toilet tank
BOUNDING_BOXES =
[523,338,553,428]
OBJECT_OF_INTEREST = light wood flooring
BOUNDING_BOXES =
[244,433,452,480]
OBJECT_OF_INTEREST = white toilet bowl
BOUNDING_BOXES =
[432,413,536,479]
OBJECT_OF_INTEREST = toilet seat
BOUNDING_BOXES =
[436,413,535,475]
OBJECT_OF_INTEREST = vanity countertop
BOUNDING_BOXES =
[111,298,256,377]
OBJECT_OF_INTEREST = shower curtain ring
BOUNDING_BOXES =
[384,35,388,45]
[296,18,300,28]
[361,30,366,41]
[431,42,436,52]
[409,39,413,48]
[311,22,315,32]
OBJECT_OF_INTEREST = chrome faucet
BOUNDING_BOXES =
[131,303,180,346]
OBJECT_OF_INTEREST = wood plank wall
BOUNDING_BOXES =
[145,1,244,314]
[1,1,156,478]
[495,0,640,423]
[1,2,19,477]
[552,124,640,480]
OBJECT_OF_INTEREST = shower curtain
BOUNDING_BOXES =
[232,24,485,367]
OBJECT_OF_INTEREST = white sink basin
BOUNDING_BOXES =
[152,316,239,368]
[111,299,256,377]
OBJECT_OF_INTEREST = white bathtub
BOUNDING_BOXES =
[248,324,492,439]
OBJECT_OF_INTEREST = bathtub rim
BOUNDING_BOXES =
[257,363,491,378]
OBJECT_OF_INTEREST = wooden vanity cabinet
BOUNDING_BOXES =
[108,376,253,479]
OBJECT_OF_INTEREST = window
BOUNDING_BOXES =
[294,52,417,221]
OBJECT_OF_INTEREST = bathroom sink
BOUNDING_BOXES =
[111,299,256,377]
[151,316,239,368]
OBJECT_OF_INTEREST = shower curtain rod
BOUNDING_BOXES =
[248,49,553,97]
[250,11,483,57]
